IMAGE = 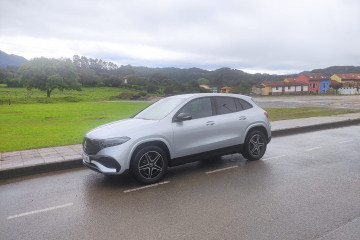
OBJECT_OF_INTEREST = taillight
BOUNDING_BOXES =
[264,111,269,119]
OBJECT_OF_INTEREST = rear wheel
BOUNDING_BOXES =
[130,146,168,184]
[243,130,267,161]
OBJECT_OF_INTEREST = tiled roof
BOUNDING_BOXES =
[262,81,307,87]
[284,78,297,82]
[334,73,360,81]
[303,73,329,80]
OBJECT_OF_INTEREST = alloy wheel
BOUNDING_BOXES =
[138,151,164,180]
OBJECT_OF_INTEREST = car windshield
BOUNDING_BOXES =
[134,97,186,120]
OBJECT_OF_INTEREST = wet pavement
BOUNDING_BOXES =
[1,126,359,240]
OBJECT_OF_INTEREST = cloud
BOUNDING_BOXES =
[0,0,359,74]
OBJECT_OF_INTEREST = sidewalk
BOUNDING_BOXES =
[1,112,360,179]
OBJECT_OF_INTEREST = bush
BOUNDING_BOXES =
[117,92,135,99]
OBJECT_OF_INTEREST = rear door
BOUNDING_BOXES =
[210,96,249,147]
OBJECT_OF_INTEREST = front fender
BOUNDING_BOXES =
[127,137,173,167]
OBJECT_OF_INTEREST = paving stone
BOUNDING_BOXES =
[1,156,23,163]
[44,157,64,163]
[63,155,82,160]
[1,161,24,169]
[2,152,21,158]
[23,159,45,166]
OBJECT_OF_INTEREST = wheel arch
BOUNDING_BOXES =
[244,124,270,143]
[129,140,171,166]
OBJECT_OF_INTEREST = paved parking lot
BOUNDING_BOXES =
[253,95,360,110]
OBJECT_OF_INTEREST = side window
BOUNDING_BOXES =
[214,97,237,115]
[177,97,212,120]
[236,98,253,111]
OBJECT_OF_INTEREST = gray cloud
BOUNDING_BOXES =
[0,0,359,74]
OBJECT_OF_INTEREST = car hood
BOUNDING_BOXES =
[85,118,159,139]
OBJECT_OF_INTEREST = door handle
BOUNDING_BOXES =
[206,121,215,125]
[239,116,247,120]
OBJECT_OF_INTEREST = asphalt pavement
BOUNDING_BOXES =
[1,126,359,240]
[1,112,360,179]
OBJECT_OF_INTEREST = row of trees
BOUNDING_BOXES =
[0,55,258,97]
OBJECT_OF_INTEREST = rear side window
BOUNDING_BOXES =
[237,98,253,110]
[177,97,213,120]
[214,97,237,115]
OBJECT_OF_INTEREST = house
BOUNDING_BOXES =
[338,82,360,95]
[252,81,308,96]
[200,84,211,90]
[284,77,297,83]
[296,73,330,94]
[330,73,360,83]
[220,86,232,93]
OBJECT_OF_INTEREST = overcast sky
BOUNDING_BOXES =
[1,0,359,74]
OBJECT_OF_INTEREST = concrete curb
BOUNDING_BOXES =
[271,118,360,137]
[0,159,83,179]
[1,119,359,180]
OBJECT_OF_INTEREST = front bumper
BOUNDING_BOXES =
[82,153,121,174]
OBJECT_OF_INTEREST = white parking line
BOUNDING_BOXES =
[7,203,73,220]
[338,140,353,144]
[124,181,170,193]
[205,165,238,174]
[305,146,322,152]
[262,155,286,161]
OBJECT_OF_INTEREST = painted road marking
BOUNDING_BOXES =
[7,203,73,220]
[205,165,238,174]
[305,146,322,152]
[262,155,286,161]
[124,181,170,193]
[338,140,353,144]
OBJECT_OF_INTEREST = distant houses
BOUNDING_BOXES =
[252,73,360,95]
[252,81,308,96]
[330,73,360,95]
[296,73,330,94]
[220,86,232,93]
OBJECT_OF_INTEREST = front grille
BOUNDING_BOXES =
[83,137,101,155]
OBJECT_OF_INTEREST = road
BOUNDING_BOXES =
[1,126,360,240]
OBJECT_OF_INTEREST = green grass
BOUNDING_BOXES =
[0,102,150,152]
[0,87,139,104]
[1,104,358,152]
[1,88,359,152]
[265,107,359,121]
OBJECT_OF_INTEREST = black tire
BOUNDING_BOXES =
[130,146,168,184]
[243,130,267,161]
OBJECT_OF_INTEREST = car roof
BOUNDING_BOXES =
[168,93,252,101]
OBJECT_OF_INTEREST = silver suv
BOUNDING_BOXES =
[83,93,271,184]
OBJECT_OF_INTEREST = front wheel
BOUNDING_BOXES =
[243,130,267,161]
[130,146,168,184]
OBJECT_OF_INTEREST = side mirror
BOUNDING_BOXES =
[176,112,192,122]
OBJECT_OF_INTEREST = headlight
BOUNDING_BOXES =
[98,137,131,149]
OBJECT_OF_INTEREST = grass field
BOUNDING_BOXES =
[0,86,359,152]
[0,102,150,152]
[265,107,358,121]
[0,87,139,104]
[0,101,358,152]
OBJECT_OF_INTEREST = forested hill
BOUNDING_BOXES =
[115,65,283,86]
[310,66,360,75]
[0,50,28,68]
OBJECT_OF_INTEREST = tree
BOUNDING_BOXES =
[19,57,81,97]
[330,80,342,94]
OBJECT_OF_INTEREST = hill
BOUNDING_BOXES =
[0,50,28,68]
[310,66,360,75]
